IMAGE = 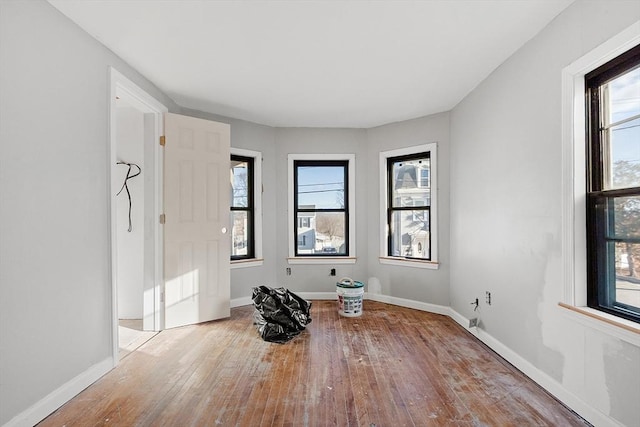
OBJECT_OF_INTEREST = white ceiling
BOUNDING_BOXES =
[49,0,574,128]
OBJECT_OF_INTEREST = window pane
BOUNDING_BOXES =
[231,159,249,208]
[296,212,346,255]
[612,196,640,239]
[389,210,429,258]
[609,117,640,189]
[392,157,430,208]
[607,66,640,125]
[231,211,250,257]
[297,165,345,209]
[614,242,640,311]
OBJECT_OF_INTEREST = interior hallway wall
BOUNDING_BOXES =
[449,1,640,425]
[0,1,180,425]
[115,105,144,319]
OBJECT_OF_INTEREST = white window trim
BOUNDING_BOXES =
[560,21,640,344]
[287,153,356,265]
[379,143,439,269]
[230,147,263,269]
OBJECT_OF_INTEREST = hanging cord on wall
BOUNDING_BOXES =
[116,161,142,232]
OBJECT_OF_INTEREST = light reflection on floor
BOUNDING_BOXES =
[118,319,158,360]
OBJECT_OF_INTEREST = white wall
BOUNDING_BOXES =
[366,113,450,306]
[0,1,179,425]
[115,105,144,319]
[450,1,640,425]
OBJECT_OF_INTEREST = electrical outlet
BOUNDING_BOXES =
[485,291,492,305]
[469,318,478,328]
[286,267,291,276]
[330,268,336,276]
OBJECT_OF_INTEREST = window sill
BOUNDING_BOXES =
[287,257,356,265]
[230,258,264,269]
[379,256,439,270]
[557,303,640,346]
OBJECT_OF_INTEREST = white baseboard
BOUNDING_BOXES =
[230,296,253,308]
[295,292,337,301]
[231,292,336,309]
[3,357,113,427]
[366,293,450,316]
[447,308,621,427]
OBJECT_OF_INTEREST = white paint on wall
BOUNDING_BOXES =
[0,1,179,425]
[449,1,640,426]
[115,105,144,319]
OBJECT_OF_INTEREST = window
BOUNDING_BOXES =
[380,144,438,269]
[585,44,640,323]
[288,154,356,263]
[388,153,431,259]
[230,148,262,266]
[231,155,254,259]
[295,160,348,256]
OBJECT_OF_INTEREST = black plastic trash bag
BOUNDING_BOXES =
[252,285,312,343]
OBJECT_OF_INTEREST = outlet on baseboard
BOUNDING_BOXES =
[468,318,478,328]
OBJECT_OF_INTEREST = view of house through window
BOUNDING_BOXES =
[294,161,348,256]
[586,44,640,323]
[231,155,254,260]
[388,153,431,260]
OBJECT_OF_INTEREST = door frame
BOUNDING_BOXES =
[109,67,167,364]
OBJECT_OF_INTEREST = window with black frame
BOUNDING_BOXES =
[230,155,254,260]
[387,152,431,260]
[586,44,640,323]
[294,160,348,256]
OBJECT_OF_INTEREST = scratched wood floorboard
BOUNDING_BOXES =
[38,301,589,427]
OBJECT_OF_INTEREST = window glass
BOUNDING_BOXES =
[613,196,640,239]
[604,68,640,190]
[614,242,640,309]
[230,155,254,260]
[231,159,249,208]
[294,160,348,256]
[608,67,640,125]
[387,153,431,261]
[389,210,430,258]
[231,211,250,256]
[391,157,430,207]
[297,165,345,209]
[586,44,640,322]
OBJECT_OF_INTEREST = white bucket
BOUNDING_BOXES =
[336,278,364,317]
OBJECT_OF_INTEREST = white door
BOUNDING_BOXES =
[163,113,231,329]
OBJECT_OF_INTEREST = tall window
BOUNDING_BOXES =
[380,143,438,268]
[230,154,254,260]
[293,160,348,256]
[387,153,431,260]
[586,44,640,323]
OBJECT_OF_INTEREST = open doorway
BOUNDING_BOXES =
[109,68,167,363]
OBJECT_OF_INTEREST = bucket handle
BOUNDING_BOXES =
[338,277,354,286]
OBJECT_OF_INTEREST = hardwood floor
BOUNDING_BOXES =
[39,301,589,426]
